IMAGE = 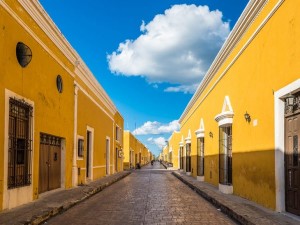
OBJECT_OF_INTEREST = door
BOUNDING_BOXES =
[285,113,300,215]
[39,134,61,194]
[115,148,118,172]
[86,131,91,178]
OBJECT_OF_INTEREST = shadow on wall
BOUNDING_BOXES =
[190,149,276,210]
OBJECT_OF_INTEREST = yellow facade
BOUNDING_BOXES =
[178,0,300,213]
[123,131,152,169]
[166,131,181,169]
[0,0,123,210]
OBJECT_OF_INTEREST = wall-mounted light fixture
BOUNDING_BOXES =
[286,93,295,107]
[244,111,251,123]
[209,132,213,138]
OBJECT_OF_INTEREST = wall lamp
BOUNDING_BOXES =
[286,93,295,107]
[209,132,213,138]
[244,111,251,123]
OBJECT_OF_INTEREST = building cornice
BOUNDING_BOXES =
[179,0,272,124]
[16,0,118,115]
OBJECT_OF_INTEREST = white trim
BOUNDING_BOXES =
[219,183,233,194]
[195,118,205,138]
[197,176,205,182]
[106,136,111,175]
[180,0,285,126]
[186,172,191,176]
[0,0,75,78]
[60,139,66,188]
[76,135,84,160]
[215,96,234,127]
[86,126,94,180]
[274,79,300,212]
[179,135,184,147]
[185,129,191,144]
[16,0,118,115]
[72,85,79,186]
[3,89,35,209]
[74,81,114,121]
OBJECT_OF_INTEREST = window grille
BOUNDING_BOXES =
[186,143,191,172]
[8,98,33,189]
[78,139,84,157]
[219,126,232,185]
[197,137,205,176]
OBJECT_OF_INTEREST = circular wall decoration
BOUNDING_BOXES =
[56,75,63,93]
[16,42,32,68]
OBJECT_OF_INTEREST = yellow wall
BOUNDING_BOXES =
[168,131,181,168]
[179,0,300,210]
[123,131,152,169]
[0,0,123,210]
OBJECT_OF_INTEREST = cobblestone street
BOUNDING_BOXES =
[45,162,236,225]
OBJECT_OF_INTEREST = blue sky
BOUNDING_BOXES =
[40,0,249,157]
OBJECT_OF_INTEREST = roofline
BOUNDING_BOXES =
[15,0,119,115]
[179,0,268,124]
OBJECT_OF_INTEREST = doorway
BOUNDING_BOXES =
[39,133,61,194]
[285,112,300,215]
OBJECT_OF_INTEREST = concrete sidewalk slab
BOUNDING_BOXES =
[0,171,131,225]
[173,171,299,225]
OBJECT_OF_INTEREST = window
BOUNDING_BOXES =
[56,75,63,93]
[197,137,204,176]
[8,98,33,189]
[116,126,119,141]
[219,126,232,185]
[78,139,84,158]
[186,143,191,172]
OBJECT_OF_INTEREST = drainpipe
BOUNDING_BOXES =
[72,83,79,187]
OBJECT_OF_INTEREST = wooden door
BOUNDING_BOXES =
[39,142,49,194]
[39,134,61,194]
[285,113,300,215]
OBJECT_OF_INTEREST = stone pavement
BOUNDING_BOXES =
[0,171,131,225]
[173,171,300,225]
[46,162,236,225]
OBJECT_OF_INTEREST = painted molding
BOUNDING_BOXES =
[179,0,285,126]
[185,129,191,144]
[15,0,117,115]
[219,183,233,194]
[197,176,205,182]
[74,81,114,121]
[215,96,234,127]
[86,126,94,181]
[3,89,35,209]
[274,79,300,212]
[195,118,205,138]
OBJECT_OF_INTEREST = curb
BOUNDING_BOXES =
[172,171,254,225]
[27,171,131,225]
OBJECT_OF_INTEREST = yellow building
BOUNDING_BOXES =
[178,0,300,215]
[123,131,152,169]
[166,131,181,169]
[0,0,123,210]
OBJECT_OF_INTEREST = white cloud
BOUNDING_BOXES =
[133,120,180,135]
[107,4,230,93]
[148,136,167,149]
[164,84,198,94]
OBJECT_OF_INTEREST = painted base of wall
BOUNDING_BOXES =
[197,176,204,181]
[4,185,33,209]
[186,172,191,176]
[219,183,233,194]
[179,169,184,172]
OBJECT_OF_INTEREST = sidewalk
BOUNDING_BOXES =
[173,171,300,225]
[0,171,131,225]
